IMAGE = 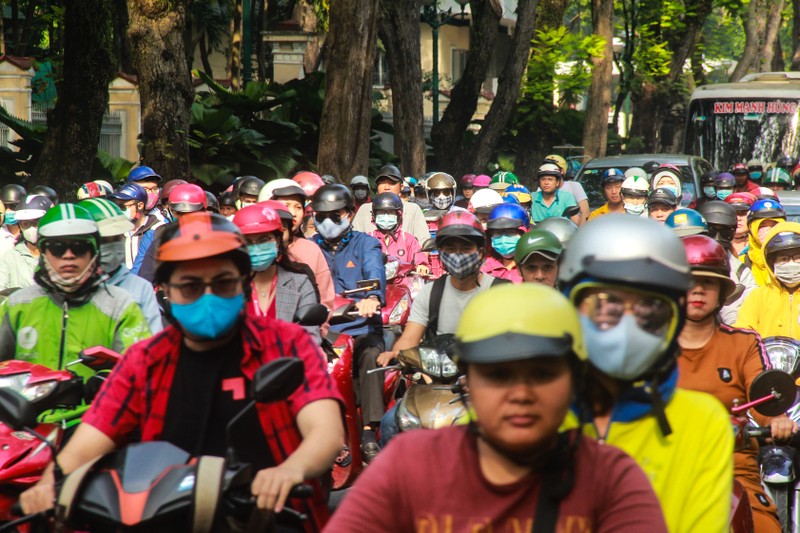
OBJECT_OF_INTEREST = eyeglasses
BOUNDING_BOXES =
[577,287,674,335]
[774,253,800,266]
[141,185,159,194]
[166,276,245,301]
[42,240,94,258]
[314,212,343,224]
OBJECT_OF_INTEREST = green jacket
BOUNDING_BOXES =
[0,283,151,378]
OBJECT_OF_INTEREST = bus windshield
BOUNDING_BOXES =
[683,98,800,170]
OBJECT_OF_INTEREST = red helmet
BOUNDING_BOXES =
[292,171,325,198]
[731,163,748,175]
[682,235,736,302]
[259,199,294,224]
[725,191,757,211]
[460,174,476,187]
[435,210,485,248]
[169,183,207,213]
[232,204,282,235]
[160,179,189,203]
[155,212,249,282]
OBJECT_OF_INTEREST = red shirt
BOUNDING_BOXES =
[735,180,761,194]
[84,315,343,532]
[480,254,522,283]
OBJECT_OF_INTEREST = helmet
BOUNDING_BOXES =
[504,184,532,204]
[321,174,336,185]
[259,178,306,202]
[232,203,283,235]
[29,185,57,205]
[127,165,162,183]
[536,164,561,179]
[155,212,250,283]
[535,217,579,247]
[621,175,650,197]
[682,235,736,302]
[747,159,763,171]
[698,200,737,228]
[376,164,402,183]
[1,184,26,208]
[514,229,563,264]
[160,179,189,203]
[15,195,54,221]
[647,187,678,207]
[492,171,520,184]
[77,182,107,200]
[725,192,757,211]
[259,199,294,224]
[404,177,417,187]
[236,176,265,198]
[624,167,647,180]
[473,174,491,187]
[601,168,626,184]
[426,172,457,192]
[219,191,236,208]
[642,161,661,174]
[700,171,717,187]
[544,154,568,175]
[755,186,779,200]
[731,163,748,175]
[205,191,220,213]
[169,183,208,213]
[714,172,735,188]
[468,188,504,214]
[777,155,797,170]
[371,192,403,212]
[292,171,325,197]
[487,203,530,231]
[765,230,800,268]
[454,283,586,364]
[665,208,708,237]
[651,167,683,187]
[460,174,476,187]
[79,198,135,237]
[38,204,99,247]
[764,167,792,187]
[435,210,485,248]
[110,183,147,204]
[748,199,785,224]
[311,184,354,212]
[350,175,370,188]
[559,214,692,297]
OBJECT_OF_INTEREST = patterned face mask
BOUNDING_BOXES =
[439,250,482,278]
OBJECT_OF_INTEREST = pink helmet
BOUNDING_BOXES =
[168,183,207,213]
[292,171,325,198]
[260,199,294,224]
[473,174,491,188]
[232,204,283,235]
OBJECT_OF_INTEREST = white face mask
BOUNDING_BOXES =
[624,202,645,215]
[100,240,126,274]
[21,226,38,244]
[774,262,800,288]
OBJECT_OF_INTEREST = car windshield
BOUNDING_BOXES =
[578,165,695,209]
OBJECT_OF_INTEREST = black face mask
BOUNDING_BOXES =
[708,224,735,246]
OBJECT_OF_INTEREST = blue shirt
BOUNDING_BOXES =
[531,190,577,223]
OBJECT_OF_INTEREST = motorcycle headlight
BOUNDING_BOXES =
[385,261,398,281]
[23,381,58,402]
[396,399,421,432]
[0,373,30,394]
[418,348,458,379]
[440,355,458,379]
[388,293,409,325]
[765,338,800,375]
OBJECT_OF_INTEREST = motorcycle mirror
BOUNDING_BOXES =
[420,239,436,252]
[724,284,745,307]
[292,303,329,327]
[562,205,580,218]
[252,358,305,404]
[77,346,122,371]
[0,388,37,431]
[749,369,797,416]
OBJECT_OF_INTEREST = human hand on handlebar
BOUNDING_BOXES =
[355,298,381,318]
[415,265,430,276]
[19,467,55,515]
[377,350,398,367]
[251,463,305,513]
[769,415,798,442]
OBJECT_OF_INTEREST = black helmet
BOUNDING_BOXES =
[311,184,354,212]
[698,200,737,228]
[647,188,678,207]
[236,176,265,198]
[29,185,58,205]
[765,230,800,268]
[219,191,236,208]
[205,191,220,213]
[372,192,402,211]
[700,171,717,187]
[643,161,660,174]
[1,184,26,209]
[777,155,797,171]
[376,164,402,182]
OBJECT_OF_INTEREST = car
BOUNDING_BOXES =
[776,190,800,223]
[575,153,715,210]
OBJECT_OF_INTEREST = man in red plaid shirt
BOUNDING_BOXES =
[21,212,344,532]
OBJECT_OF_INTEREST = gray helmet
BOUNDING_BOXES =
[204,191,220,213]
[372,192,402,212]
[311,184,354,212]
[376,164,402,182]
[236,176,265,198]
[534,217,579,248]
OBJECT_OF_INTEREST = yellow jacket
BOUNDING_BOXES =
[740,217,784,287]
[735,221,800,338]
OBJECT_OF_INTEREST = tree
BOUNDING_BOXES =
[729,0,786,81]
[33,0,118,194]
[316,0,380,180]
[582,0,614,159]
[127,0,194,180]
[378,0,425,178]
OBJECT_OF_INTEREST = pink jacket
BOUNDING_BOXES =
[369,229,429,267]
[480,254,522,283]
[287,237,336,334]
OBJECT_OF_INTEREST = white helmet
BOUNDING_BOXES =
[621,175,650,197]
[468,188,504,214]
[624,167,647,180]
[258,178,306,202]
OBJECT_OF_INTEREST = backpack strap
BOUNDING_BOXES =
[425,275,449,341]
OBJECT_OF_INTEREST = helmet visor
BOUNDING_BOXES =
[574,284,677,336]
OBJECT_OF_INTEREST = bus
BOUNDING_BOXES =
[683,71,800,170]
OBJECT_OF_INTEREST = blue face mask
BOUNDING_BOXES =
[171,293,244,339]
[375,213,399,232]
[491,235,520,258]
[4,211,16,226]
[659,185,679,198]
[248,241,278,272]
[703,186,716,198]
[750,171,762,180]
[316,217,350,241]
[717,189,733,200]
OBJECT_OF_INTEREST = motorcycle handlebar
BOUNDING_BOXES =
[745,426,772,439]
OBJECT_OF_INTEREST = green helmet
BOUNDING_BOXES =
[79,198,134,237]
[514,229,563,265]
[764,167,792,186]
[490,171,519,185]
[38,204,99,250]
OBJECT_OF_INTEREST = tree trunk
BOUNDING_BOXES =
[582,0,614,159]
[257,0,269,80]
[460,0,538,176]
[757,0,786,72]
[127,0,193,180]
[113,0,134,74]
[729,0,780,81]
[229,0,243,88]
[32,0,118,196]
[429,0,500,172]
[792,0,800,70]
[317,0,379,180]
[379,0,425,178]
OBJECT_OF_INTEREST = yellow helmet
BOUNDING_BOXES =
[454,284,587,364]
[545,154,568,175]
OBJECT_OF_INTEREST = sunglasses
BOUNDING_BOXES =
[166,276,244,301]
[42,240,95,258]
[577,287,675,335]
[314,212,343,224]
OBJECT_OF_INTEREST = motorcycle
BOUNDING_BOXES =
[0,357,315,533]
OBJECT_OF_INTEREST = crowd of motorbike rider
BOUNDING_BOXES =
[0,152,798,531]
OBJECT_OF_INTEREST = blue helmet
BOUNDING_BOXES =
[127,165,162,184]
[110,183,148,204]
[487,202,530,231]
[748,198,786,224]
[665,208,708,237]
[601,168,625,184]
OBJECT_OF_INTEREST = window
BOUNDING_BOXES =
[99,111,123,157]
[452,49,469,84]
[373,51,390,88]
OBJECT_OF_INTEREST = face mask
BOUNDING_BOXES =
[750,171,762,181]
[4,211,16,226]
[21,226,37,244]
[432,194,453,210]
[703,186,716,198]
[774,262,800,288]
[145,191,159,211]
[440,250,482,279]
[316,216,350,241]
[236,199,256,210]
[717,189,733,200]
[43,254,98,293]
[624,202,645,215]
[100,240,125,274]
[659,185,679,197]
[375,213,398,232]
[491,235,520,258]
[171,293,244,339]
[126,207,140,223]
[248,241,278,272]
[579,314,666,381]
[353,189,368,201]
